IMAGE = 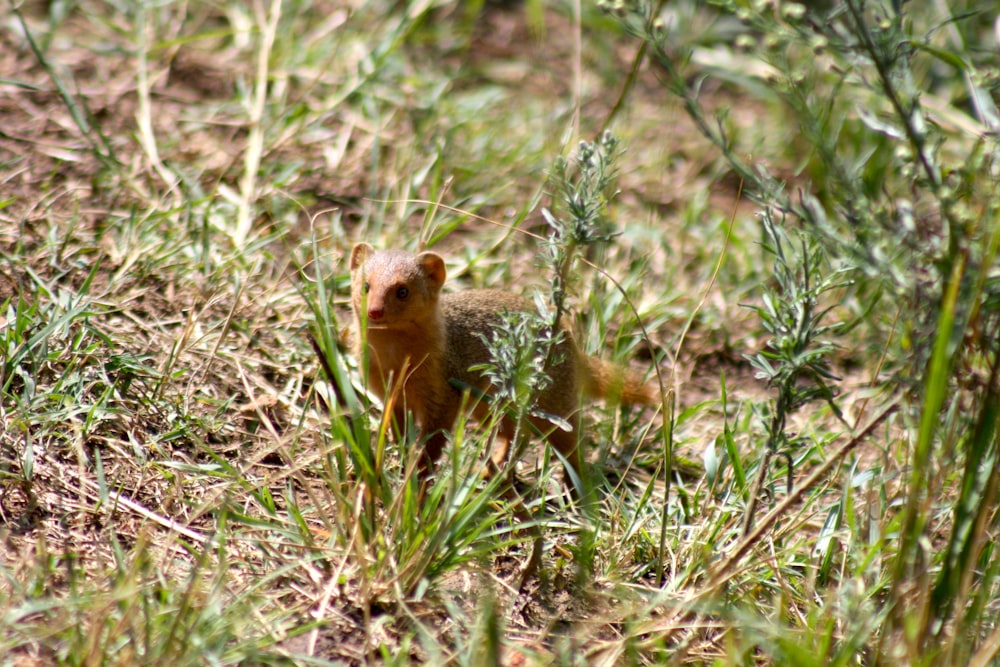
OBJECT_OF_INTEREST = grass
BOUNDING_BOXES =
[1,0,999,664]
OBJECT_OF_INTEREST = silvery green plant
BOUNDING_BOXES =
[743,212,849,533]
[473,301,570,456]
[541,131,623,326]
[478,132,625,465]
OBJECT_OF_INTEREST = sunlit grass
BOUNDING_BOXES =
[1,0,998,664]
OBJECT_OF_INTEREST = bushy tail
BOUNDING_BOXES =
[580,355,658,405]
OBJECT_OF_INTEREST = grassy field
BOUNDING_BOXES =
[1,0,999,664]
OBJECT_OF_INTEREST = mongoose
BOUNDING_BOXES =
[348,242,656,479]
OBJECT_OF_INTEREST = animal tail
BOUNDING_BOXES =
[579,355,658,406]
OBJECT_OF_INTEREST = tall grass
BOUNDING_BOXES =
[604,0,1000,661]
[2,0,999,663]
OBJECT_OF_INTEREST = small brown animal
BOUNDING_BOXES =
[349,242,656,481]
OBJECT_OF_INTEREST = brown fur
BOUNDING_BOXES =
[349,242,656,477]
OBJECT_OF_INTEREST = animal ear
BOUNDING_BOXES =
[350,243,375,270]
[417,252,446,289]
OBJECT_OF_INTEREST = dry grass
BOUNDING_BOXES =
[2,0,998,665]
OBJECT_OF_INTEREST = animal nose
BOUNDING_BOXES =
[368,307,384,320]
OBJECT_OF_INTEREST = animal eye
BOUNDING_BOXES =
[396,286,409,300]
[363,282,370,294]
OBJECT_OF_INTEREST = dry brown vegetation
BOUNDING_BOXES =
[2,0,999,665]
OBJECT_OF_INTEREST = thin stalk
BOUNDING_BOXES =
[235,0,282,246]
